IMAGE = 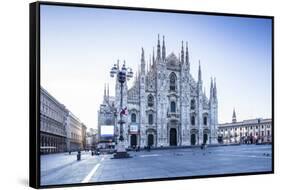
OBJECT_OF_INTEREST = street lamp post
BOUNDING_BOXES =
[110,60,133,158]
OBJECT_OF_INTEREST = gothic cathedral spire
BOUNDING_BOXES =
[152,47,155,65]
[104,83,106,98]
[141,47,145,74]
[210,77,213,101]
[157,34,161,60]
[213,77,217,101]
[107,83,109,98]
[162,35,166,60]
[198,60,202,82]
[181,41,184,64]
[185,41,190,71]
[232,108,237,123]
[149,54,152,69]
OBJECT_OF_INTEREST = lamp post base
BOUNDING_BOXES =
[113,142,131,159]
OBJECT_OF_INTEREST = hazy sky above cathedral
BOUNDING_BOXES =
[40,5,272,130]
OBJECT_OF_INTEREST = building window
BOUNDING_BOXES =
[191,115,195,125]
[169,73,177,91]
[191,99,196,110]
[147,95,154,107]
[148,114,153,125]
[131,113,136,123]
[170,101,176,112]
[203,116,207,125]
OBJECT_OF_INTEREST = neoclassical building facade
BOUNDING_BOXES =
[40,87,68,153]
[218,109,272,144]
[98,35,218,148]
[40,87,86,153]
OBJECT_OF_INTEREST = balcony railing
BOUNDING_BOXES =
[167,112,180,118]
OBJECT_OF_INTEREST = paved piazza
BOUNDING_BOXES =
[41,144,272,186]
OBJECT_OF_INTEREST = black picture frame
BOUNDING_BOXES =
[29,1,274,189]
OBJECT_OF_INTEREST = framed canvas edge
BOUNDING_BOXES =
[30,1,41,189]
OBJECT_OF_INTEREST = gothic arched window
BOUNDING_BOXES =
[191,99,196,110]
[203,116,207,125]
[191,115,195,125]
[147,95,154,107]
[131,113,136,123]
[170,101,176,113]
[148,114,153,125]
[169,73,177,91]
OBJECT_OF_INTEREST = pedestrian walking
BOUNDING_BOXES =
[77,151,81,161]
[201,143,207,155]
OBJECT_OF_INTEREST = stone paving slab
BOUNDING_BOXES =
[40,144,272,186]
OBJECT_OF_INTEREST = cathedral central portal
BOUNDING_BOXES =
[169,128,177,146]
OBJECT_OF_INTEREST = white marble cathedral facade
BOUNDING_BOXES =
[98,35,218,148]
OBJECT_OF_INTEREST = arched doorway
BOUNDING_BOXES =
[191,134,196,145]
[203,133,208,144]
[170,128,177,146]
[148,134,154,146]
[130,134,137,147]
[203,129,210,145]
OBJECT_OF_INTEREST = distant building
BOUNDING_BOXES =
[97,89,116,148]
[81,123,87,150]
[218,109,272,144]
[66,111,83,151]
[86,128,98,150]
[40,87,68,153]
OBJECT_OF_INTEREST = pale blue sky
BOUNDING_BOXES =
[40,5,272,130]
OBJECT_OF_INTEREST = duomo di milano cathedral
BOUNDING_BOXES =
[98,35,218,148]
